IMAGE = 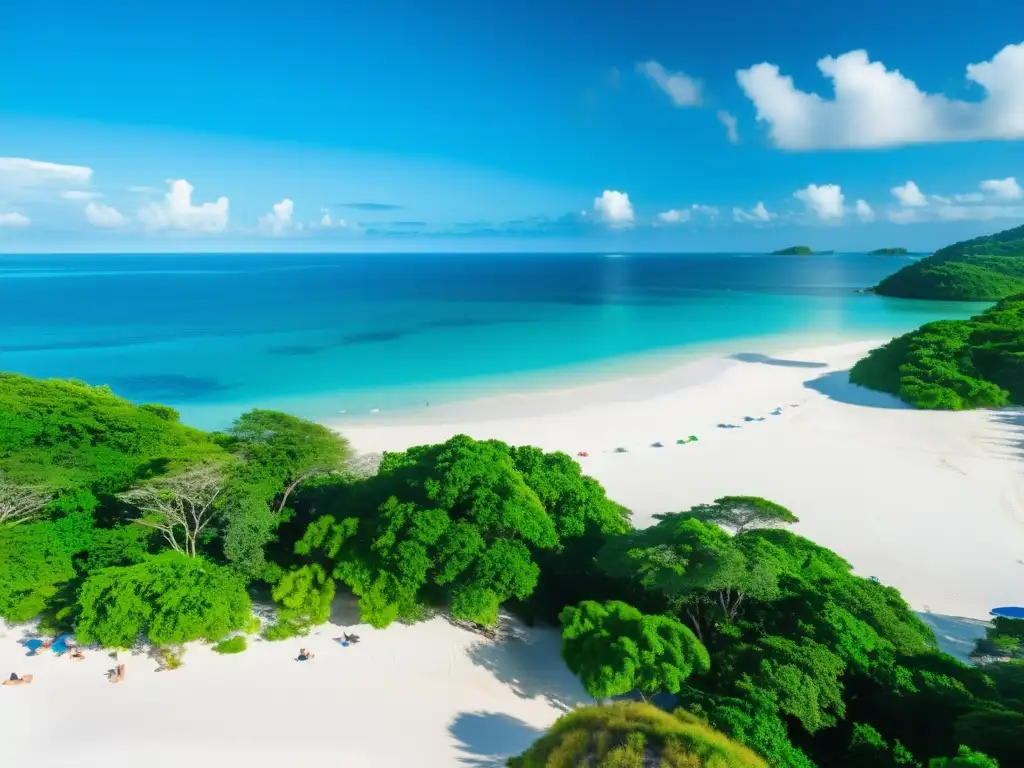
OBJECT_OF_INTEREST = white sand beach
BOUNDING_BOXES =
[3,339,1022,767]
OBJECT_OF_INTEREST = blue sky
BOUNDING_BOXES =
[2,0,1023,252]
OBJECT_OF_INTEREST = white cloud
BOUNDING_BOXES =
[0,157,93,186]
[259,198,295,235]
[637,61,702,107]
[736,41,1024,149]
[59,190,103,201]
[128,185,160,194]
[85,202,126,228]
[593,190,635,227]
[980,176,1023,200]
[855,199,876,222]
[139,179,229,233]
[656,208,691,225]
[716,110,740,144]
[933,203,1024,221]
[320,213,333,227]
[0,212,30,228]
[891,180,928,207]
[691,204,720,217]
[793,183,845,221]
[733,202,775,222]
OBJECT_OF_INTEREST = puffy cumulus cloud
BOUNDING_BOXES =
[637,61,702,107]
[85,202,126,228]
[259,198,295,235]
[317,209,356,230]
[691,204,720,217]
[139,179,229,233]
[716,111,740,144]
[855,199,876,222]
[891,180,928,207]
[593,190,635,228]
[0,157,93,186]
[736,41,1024,149]
[0,212,30,228]
[793,183,845,221]
[656,208,691,225]
[59,190,103,201]
[733,202,775,223]
[980,176,1023,200]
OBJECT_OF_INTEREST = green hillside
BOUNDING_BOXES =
[873,224,1024,300]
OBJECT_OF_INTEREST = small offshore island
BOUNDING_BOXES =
[868,247,909,255]
[770,245,834,255]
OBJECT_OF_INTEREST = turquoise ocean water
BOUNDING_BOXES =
[0,253,987,430]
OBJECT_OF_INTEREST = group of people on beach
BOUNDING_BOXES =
[5,631,367,688]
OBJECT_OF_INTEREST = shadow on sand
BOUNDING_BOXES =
[465,620,588,714]
[803,370,909,409]
[730,352,828,369]
[917,612,991,664]
[985,408,1024,461]
[449,711,543,767]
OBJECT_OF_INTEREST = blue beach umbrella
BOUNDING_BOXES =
[990,606,1024,619]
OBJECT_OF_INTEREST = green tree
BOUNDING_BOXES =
[0,520,79,622]
[74,551,251,647]
[686,496,799,535]
[559,600,710,700]
[509,701,768,767]
[930,746,1000,767]
[291,435,560,628]
[215,410,353,579]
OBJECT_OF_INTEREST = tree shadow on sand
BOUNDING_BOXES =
[916,612,991,664]
[730,352,828,369]
[985,408,1024,462]
[465,620,589,714]
[803,370,909,409]
[449,712,543,767]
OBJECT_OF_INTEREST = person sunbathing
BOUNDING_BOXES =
[70,649,85,662]
[3,673,34,686]
[297,648,314,661]
[109,663,126,683]
[343,633,361,644]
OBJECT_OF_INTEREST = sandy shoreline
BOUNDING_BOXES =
[3,337,1022,768]
[335,339,1024,622]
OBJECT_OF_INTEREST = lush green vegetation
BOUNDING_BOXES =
[213,635,247,654]
[869,248,909,256]
[508,702,769,767]
[873,224,1024,300]
[772,246,815,255]
[849,294,1024,409]
[0,374,1017,768]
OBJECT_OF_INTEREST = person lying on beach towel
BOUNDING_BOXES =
[343,633,360,644]
[577,451,589,457]
[70,649,85,662]
[297,648,315,661]
[3,673,34,686]
[109,664,126,683]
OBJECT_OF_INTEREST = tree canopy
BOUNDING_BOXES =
[559,600,710,700]
[849,294,1024,409]
[509,701,769,767]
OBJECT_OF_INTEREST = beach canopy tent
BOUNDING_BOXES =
[990,606,1024,619]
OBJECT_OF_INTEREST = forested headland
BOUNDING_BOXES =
[872,224,1024,301]
[0,373,1020,767]
[849,294,1024,409]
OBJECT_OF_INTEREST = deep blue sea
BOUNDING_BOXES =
[0,253,988,430]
